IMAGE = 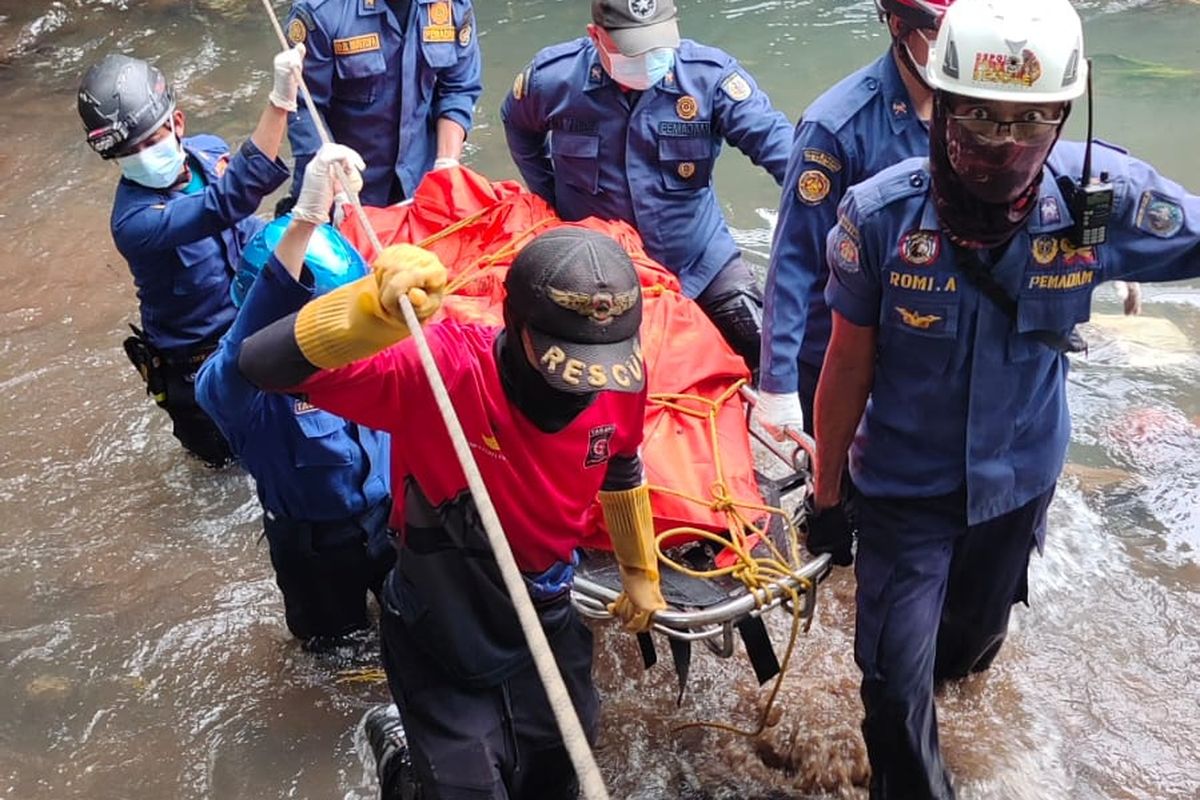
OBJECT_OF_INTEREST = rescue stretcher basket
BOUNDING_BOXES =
[572,386,832,660]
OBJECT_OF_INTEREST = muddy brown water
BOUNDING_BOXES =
[2,1,1200,798]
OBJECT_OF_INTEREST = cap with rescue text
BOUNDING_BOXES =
[592,0,681,56]
[505,228,645,395]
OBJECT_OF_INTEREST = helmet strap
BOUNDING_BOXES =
[891,23,932,91]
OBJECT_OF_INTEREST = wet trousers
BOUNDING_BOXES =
[158,350,233,467]
[379,589,599,800]
[694,255,764,377]
[853,486,1054,800]
[263,498,395,643]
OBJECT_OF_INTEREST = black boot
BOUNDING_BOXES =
[364,704,421,800]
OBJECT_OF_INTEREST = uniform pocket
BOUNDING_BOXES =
[173,239,227,296]
[549,131,600,194]
[657,136,713,191]
[878,297,960,374]
[333,49,386,105]
[291,407,354,467]
[1008,294,1091,362]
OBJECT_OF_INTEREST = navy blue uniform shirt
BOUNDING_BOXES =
[501,38,792,297]
[196,255,390,521]
[286,0,483,205]
[826,142,1200,524]
[761,52,928,393]
[110,135,288,352]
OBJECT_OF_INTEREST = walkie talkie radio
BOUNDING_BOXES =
[1060,58,1113,247]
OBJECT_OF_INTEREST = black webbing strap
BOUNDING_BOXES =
[737,616,781,685]
[952,246,1086,355]
[635,632,693,705]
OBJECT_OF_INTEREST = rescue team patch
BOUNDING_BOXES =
[898,230,939,266]
[973,49,1043,88]
[287,18,307,45]
[658,121,711,137]
[428,1,451,25]
[720,72,752,102]
[1027,270,1095,291]
[676,95,698,121]
[1135,191,1184,238]
[803,148,841,173]
[1031,235,1059,265]
[677,162,695,179]
[835,235,860,272]
[1039,195,1061,227]
[584,424,616,468]
[796,169,831,205]
[333,33,381,55]
[894,306,943,331]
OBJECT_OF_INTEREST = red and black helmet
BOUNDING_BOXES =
[875,0,954,30]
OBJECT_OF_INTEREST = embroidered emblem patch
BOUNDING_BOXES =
[895,306,942,330]
[1135,191,1184,238]
[1060,238,1097,267]
[720,72,752,102]
[796,169,831,205]
[428,1,451,25]
[333,33,381,55]
[1039,196,1061,227]
[294,398,318,415]
[585,424,616,468]
[548,287,640,324]
[898,231,940,266]
[214,155,229,178]
[458,24,472,47]
[1031,235,1059,265]
[677,161,695,179]
[835,236,860,273]
[628,0,657,21]
[423,24,455,42]
[287,18,307,45]
[803,148,841,173]
[892,100,908,117]
[676,95,698,121]
[512,67,528,100]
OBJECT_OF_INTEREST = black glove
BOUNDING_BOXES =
[273,193,297,219]
[804,500,854,567]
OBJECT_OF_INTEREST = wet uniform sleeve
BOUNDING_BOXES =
[286,2,331,199]
[759,122,850,392]
[711,61,793,185]
[823,188,881,327]
[601,389,648,491]
[500,62,555,205]
[111,140,289,253]
[196,255,317,451]
[431,0,483,134]
[1098,154,1200,283]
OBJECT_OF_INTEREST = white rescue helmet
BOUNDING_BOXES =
[925,0,1087,103]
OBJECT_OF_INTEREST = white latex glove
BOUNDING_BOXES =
[1114,280,1143,316]
[268,44,305,112]
[432,157,460,170]
[292,143,365,225]
[754,390,805,442]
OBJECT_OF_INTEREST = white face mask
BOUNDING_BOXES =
[599,46,676,91]
[118,123,186,189]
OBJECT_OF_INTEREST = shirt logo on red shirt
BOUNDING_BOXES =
[585,424,616,468]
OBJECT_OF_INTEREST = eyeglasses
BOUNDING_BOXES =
[947,112,1064,143]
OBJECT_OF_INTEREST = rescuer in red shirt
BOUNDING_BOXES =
[235,144,666,799]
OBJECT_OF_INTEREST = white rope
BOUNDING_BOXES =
[257,4,611,798]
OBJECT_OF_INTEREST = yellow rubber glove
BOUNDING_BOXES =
[295,244,448,369]
[598,484,667,633]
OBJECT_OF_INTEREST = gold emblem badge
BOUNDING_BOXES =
[720,72,752,102]
[214,155,229,178]
[1031,235,1059,265]
[287,18,307,45]
[797,169,831,205]
[458,24,472,47]
[482,433,501,452]
[677,162,695,179]
[333,33,382,55]
[512,70,526,101]
[429,1,451,25]
[896,306,943,330]
[676,95,698,121]
[899,230,940,266]
[548,287,640,325]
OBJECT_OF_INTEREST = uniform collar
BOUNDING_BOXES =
[879,52,923,136]
[583,44,681,95]
[918,163,1077,234]
[358,0,385,15]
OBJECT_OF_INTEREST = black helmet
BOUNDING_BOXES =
[77,54,176,159]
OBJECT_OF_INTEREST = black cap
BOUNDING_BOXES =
[591,0,681,56]
[505,228,645,395]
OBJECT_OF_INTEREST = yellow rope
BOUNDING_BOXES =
[646,379,814,738]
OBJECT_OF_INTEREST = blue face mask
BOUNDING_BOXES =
[602,46,676,91]
[118,128,186,189]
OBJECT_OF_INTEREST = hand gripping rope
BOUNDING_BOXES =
[257,2,611,797]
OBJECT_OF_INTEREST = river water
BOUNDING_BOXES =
[2,1,1199,798]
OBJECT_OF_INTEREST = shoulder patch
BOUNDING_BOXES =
[287,18,308,45]
[720,72,753,102]
[1135,191,1184,238]
[457,11,474,48]
[803,148,841,173]
[830,228,860,274]
[512,64,532,101]
[796,169,832,205]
